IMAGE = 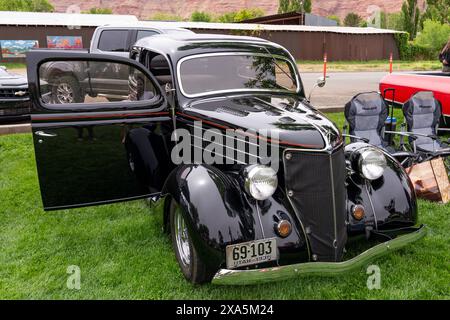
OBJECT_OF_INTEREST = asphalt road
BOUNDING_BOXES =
[301,71,389,110]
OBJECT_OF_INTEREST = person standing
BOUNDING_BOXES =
[439,38,450,73]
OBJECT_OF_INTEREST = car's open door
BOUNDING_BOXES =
[26,51,171,210]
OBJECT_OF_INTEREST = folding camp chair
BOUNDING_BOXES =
[343,91,417,167]
[402,91,450,165]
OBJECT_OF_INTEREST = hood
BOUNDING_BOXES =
[183,94,342,150]
[0,72,28,87]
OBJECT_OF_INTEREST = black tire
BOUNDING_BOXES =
[168,198,215,284]
[51,75,83,104]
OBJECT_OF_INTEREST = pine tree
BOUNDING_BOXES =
[278,0,312,14]
[401,0,420,40]
[278,0,290,14]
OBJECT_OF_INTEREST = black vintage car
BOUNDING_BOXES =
[0,66,30,123]
[26,34,426,285]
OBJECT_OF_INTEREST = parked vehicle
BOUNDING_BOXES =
[40,23,193,104]
[380,72,450,127]
[0,66,30,124]
[26,34,425,285]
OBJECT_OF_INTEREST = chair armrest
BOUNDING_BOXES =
[342,134,369,143]
[384,131,418,141]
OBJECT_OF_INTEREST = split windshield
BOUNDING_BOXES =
[178,53,299,97]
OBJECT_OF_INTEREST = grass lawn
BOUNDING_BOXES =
[298,60,442,73]
[0,112,449,299]
[0,62,26,70]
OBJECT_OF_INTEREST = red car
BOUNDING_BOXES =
[379,72,450,127]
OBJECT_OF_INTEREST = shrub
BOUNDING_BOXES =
[190,11,211,22]
[394,32,437,60]
[415,19,450,56]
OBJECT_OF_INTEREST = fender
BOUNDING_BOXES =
[162,164,308,269]
[40,61,85,83]
[345,143,418,234]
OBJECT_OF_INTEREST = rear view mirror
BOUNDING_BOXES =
[317,76,326,88]
[308,76,328,101]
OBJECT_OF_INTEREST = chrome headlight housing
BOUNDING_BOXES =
[357,147,387,180]
[244,165,278,200]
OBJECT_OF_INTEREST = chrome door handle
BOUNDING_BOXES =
[35,131,57,137]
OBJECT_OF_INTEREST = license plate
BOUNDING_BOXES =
[225,238,278,269]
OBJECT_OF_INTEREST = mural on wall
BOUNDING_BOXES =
[46,36,83,49]
[0,40,39,58]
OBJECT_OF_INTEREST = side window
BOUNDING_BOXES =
[39,60,158,106]
[136,30,159,42]
[98,30,128,52]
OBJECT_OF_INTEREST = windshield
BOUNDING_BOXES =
[178,53,299,97]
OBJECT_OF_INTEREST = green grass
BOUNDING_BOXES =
[0,114,449,299]
[0,62,26,70]
[297,60,442,73]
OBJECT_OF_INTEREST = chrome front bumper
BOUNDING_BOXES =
[212,225,426,286]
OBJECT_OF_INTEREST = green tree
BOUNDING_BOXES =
[29,0,53,12]
[217,8,264,23]
[0,0,53,12]
[190,11,211,22]
[327,15,340,26]
[401,0,420,40]
[150,12,184,21]
[217,12,237,23]
[83,7,112,14]
[386,12,404,30]
[278,0,290,13]
[415,19,450,55]
[278,0,312,14]
[343,12,362,27]
[234,8,264,22]
[421,0,450,25]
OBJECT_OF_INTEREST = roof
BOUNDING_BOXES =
[0,11,400,34]
[134,33,270,50]
[142,21,401,35]
[96,22,194,33]
[0,11,138,27]
[133,33,286,64]
[239,11,305,24]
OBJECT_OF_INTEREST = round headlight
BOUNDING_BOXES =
[358,148,387,180]
[244,165,278,200]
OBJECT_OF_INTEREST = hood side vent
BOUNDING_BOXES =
[216,106,249,117]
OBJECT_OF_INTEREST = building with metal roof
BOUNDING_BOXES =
[0,11,401,62]
[0,11,138,27]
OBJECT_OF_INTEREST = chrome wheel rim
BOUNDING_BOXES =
[55,83,74,104]
[174,206,191,267]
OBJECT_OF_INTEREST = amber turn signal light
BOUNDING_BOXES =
[276,220,292,238]
[352,204,365,220]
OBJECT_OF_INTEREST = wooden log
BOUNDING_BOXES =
[405,158,450,203]
[431,158,450,204]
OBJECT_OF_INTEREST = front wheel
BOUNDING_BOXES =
[169,198,215,284]
[51,75,83,104]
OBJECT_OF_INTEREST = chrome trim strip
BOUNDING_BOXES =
[211,225,427,285]
[329,154,339,261]
[365,181,378,230]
